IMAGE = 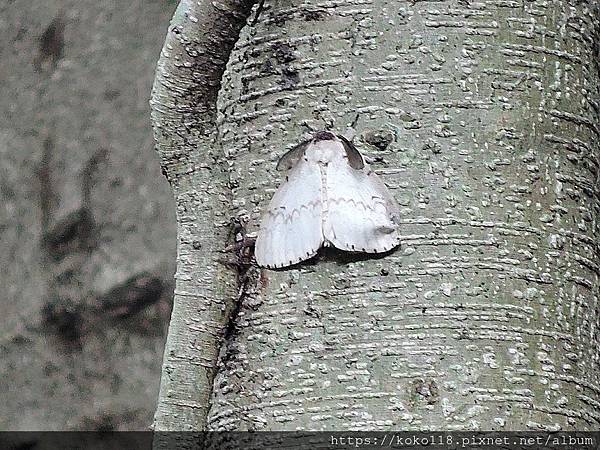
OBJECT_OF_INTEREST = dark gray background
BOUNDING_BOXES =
[0,0,177,430]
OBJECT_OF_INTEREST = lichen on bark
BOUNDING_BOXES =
[202,0,600,431]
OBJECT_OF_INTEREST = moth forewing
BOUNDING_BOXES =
[254,156,324,268]
[323,157,400,254]
[255,132,400,269]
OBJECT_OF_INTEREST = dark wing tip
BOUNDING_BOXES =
[276,140,311,171]
[337,135,365,170]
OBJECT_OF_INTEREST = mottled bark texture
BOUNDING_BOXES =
[0,1,176,430]
[209,0,600,430]
[155,0,600,431]
[150,0,256,431]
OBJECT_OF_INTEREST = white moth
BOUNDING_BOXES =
[255,131,401,269]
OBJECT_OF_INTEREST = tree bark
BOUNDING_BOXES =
[155,0,600,431]
[150,0,256,431]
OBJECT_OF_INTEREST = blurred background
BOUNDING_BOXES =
[0,1,178,430]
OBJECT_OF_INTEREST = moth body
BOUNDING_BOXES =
[255,131,400,268]
[304,132,344,166]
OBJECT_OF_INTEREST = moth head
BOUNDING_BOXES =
[312,131,365,170]
[313,131,336,142]
[275,131,366,172]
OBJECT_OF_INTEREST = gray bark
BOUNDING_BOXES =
[154,0,600,431]
[0,0,176,430]
[150,0,256,431]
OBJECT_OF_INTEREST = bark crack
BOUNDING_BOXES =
[150,0,257,431]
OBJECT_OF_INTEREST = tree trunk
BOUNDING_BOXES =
[150,0,256,431]
[154,0,600,431]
